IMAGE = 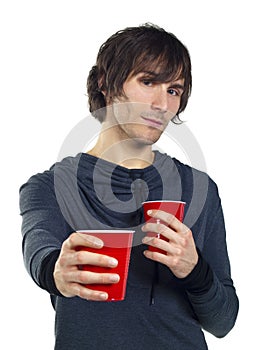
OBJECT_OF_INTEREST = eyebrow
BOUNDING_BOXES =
[140,71,184,91]
[140,71,160,79]
[169,83,184,91]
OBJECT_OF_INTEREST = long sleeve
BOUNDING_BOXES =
[192,201,238,337]
[19,172,72,290]
[187,271,238,338]
[182,176,239,338]
[176,244,238,338]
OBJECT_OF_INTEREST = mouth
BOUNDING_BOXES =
[141,116,164,128]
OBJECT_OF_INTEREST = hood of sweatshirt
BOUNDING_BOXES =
[52,150,184,239]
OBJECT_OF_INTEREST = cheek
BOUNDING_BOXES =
[112,102,131,122]
[168,98,181,115]
[124,85,152,104]
[113,101,148,122]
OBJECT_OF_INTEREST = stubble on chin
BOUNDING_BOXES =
[126,123,164,146]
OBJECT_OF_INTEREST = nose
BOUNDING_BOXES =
[151,86,168,113]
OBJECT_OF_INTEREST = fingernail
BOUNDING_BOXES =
[94,240,103,248]
[100,293,108,300]
[110,274,120,283]
[90,237,103,248]
[108,258,118,267]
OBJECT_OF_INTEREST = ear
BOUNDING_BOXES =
[98,76,106,96]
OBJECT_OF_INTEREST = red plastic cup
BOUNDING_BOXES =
[142,200,185,254]
[76,230,134,301]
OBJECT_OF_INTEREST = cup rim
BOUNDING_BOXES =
[77,230,135,234]
[142,200,186,204]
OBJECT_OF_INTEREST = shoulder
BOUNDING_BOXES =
[169,156,222,226]
[154,150,219,199]
[166,157,222,235]
[20,154,82,188]
[19,154,82,208]
[172,156,219,196]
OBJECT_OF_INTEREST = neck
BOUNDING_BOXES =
[87,123,154,169]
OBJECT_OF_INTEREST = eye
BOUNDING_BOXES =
[167,88,180,96]
[142,80,153,87]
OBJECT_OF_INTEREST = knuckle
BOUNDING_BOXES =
[77,286,88,299]
[159,224,168,235]
[175,248,182,256]
[100,273,109,284]
[61,240,69,252]
[77,270,87,284]
[97,254,109,266]
[181,238,187,247]
[56,278,73,297]
[151,237,159,246]
[75,251,87,265]
[73,283,90,299]
[171,256,179,268]
[183,225,191,235]
[59,269,69,283]
[57,254,65,266]
[170,216,178,226]
[150,251,159,260]
[67,232,77,247]
[58,252,69,266]
[99,273,109,284]
[159,223,166,231]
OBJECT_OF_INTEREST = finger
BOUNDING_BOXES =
[143,249,171,266]
[142,222,191,248]
[68,270,120,285]
[65,250,118,268]
[142,235,181,255]
[70,283,109,301]
[65,232,104,250]
[142,222,178,242]
[146,210,188,233]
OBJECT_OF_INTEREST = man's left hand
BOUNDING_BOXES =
[142,210,198,279]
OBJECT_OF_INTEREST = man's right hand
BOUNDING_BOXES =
[53,232,120,301]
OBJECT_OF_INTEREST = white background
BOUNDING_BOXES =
[1,0,262,348]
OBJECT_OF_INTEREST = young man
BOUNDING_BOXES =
[19,24,239,349]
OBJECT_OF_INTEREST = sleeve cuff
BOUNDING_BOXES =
[177,248,214,295]
[39,250,64,297]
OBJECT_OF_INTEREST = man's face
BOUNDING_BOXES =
[109,71,184,145]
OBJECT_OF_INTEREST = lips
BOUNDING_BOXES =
[141,116,163,128]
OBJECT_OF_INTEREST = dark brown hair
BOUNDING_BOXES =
[87,23,192,123]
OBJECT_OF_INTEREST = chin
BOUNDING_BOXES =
[122,124,163,146]
[133,134,161,146]
[143,128,163,144]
